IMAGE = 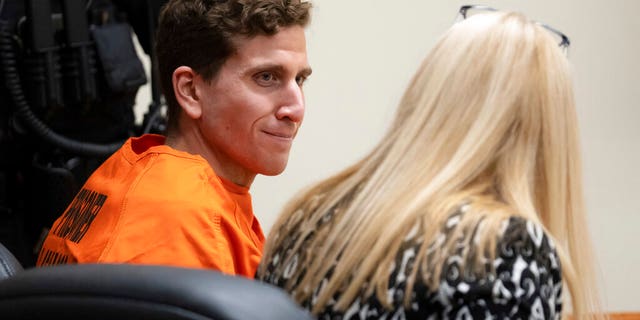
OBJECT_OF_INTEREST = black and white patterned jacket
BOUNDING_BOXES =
[260,206,562,320]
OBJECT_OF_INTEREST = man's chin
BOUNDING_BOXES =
[260,167,287,177]
[258,162,288,177]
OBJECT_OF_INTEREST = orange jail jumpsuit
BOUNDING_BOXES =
[37,134,264,277]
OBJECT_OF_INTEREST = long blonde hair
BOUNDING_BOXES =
[260,11,602,319]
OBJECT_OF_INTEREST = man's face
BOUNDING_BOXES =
[195,26,311,185]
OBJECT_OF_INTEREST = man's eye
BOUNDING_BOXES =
[296,75,307,86]
[254,72,276,86]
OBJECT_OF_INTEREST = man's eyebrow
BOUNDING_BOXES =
[300,67,312,77]
[246,64,312,77]
[254,64,283,72]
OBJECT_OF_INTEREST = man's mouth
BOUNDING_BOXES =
[264,130,295,140]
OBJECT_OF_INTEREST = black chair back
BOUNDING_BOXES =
[0,264,314,320]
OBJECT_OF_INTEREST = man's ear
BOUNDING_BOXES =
[172,66,202,120]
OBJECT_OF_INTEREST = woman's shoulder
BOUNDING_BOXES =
[495,216,561,277]
[403,214,563,319]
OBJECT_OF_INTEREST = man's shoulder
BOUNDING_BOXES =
[132,156,225,202]
[91,142,236,221]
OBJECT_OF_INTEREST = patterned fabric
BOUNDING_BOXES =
[260,206,562,319]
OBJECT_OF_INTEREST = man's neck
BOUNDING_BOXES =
[165,131,255,188]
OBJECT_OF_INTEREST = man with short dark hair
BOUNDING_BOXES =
[37,0,312,278]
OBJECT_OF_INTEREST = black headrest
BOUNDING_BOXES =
[0,242,23,280]
[0,264,314,320]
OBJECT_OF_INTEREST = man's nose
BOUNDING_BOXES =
[275,81,305,123]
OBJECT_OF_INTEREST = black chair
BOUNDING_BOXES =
[0,242,23,280]
[0,263,314,319]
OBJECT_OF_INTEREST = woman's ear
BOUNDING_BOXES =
[172,66,202,120]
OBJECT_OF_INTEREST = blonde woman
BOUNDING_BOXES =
[258,7,603,320]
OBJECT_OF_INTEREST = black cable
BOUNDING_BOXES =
[0,20,124,158]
